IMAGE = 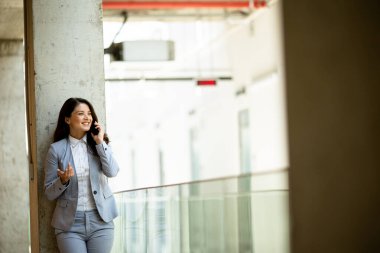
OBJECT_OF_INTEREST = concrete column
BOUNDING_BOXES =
[28,0,106,252]
[283,1,380,253]
[0,40,29,253]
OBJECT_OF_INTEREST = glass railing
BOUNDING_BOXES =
[112,170,290,253]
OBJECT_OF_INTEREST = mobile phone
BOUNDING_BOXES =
[90,124,99,135]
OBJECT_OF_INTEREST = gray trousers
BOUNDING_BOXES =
[55,210,114,253]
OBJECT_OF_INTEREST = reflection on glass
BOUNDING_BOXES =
[189,127,201,181]
[239,109,252,173]
[158,144,165,185]
[112,172,290,253]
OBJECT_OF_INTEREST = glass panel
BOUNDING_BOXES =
[146,187,181,252]
[112,172,289,253]
[113,190,148,252]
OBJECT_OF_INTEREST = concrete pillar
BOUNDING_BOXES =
[26,0,106,252]
[283,1,380,253]
[0,40,29,253]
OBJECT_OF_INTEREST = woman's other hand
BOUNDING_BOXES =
[57,162,74,185]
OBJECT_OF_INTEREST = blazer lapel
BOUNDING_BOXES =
[63,138,78,193]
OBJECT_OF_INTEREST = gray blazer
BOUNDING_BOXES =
[44,138,119,231]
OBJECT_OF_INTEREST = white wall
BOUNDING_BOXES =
[192,82,239,179]
[31,0,107,251]
[248,73,288,171]
[159,111,192,184]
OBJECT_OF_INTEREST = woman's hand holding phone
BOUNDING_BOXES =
[91,121,104,144]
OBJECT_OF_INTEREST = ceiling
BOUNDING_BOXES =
[0,0,254,39]
[104,8,249,22]
[103,0,252,22]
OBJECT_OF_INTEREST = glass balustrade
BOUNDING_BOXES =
[112,171,290,253]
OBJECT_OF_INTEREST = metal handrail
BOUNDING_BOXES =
[113,167,288,194]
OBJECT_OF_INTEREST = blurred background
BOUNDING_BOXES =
[101,1,291,252]
[102,0,287,192]
[2,0,378,252]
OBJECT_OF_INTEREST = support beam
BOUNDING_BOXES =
[0,39,29,253]
[283,0,380,252]
[24,0,107,252]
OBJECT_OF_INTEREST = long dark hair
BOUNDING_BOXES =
[53,97,109,155]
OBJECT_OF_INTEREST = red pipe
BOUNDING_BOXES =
[103,1,251,9]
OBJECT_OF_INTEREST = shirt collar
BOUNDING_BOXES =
[69,134,87,148]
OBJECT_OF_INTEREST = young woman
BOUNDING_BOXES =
[44,97,119,253]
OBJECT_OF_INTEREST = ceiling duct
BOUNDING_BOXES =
[105,40,175,61]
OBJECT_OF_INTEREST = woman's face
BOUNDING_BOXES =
[65,103,93,138]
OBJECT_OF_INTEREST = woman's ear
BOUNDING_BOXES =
[65,117,70,124]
